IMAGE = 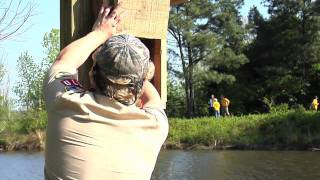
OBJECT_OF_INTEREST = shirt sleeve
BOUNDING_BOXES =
[43,65,84,110]
[143,107,169,136]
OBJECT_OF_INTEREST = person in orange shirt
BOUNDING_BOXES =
[221,95,230,116]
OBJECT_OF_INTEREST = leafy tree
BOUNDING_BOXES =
[169,0,216,117]
[42,28,60,64]
[168,0,247,117]
[0,0,35,129]
[0,62,5,83]
[243,0,320,110]
[14,52,43,110]
[14,29,60,110]
[0,62,10,124]
[166,80,185,117]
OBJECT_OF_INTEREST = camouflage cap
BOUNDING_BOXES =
[95,34,150,83]
[93,34,150,105]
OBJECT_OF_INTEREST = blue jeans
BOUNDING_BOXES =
[215,110,220,118]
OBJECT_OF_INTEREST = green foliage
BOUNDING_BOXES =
[0,29,58,150]
[0,62,5,83]
[14,52,45,110]
[291,104,306,112]
[42,28,60,64]
[169,0,219,117]
[240,0,320,112]
[166,80,185,117]
[14,29,60,110]
[17,110,47,133]
[168,111,320,149]
[169,0,248,117]
[270,103,289,113]
[0,61,11,138]
[262,97,274,112]
[3,110,47,134]
[198,0,320,115]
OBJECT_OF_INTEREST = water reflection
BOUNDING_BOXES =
[151,151,320,180]
[0,151,319,180]
[0,152,44,180]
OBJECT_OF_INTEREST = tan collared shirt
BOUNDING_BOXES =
[43,65,168,180]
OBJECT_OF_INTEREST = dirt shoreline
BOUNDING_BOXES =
[1,140,319,153]
[163,142,320,151]
[0,140,44,152]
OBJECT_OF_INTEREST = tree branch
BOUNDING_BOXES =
[0,0,36,41]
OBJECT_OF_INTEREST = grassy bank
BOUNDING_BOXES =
[0,110,46,152]
[0,131,45,152]
[166,111,320,150]
[1,110,320,152]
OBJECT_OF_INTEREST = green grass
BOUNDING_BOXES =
[1,109,320,151]
[167,111,320,150]
[0,110,47,151]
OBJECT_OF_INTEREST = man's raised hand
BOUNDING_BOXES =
[92,1,125,40]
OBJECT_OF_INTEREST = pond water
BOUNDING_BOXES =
[0,150,319,180]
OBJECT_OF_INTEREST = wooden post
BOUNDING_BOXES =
[60,0,94,90]
[60,0,186,105]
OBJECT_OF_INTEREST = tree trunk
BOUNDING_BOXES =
[176,33,192,117]
[187,43,195,117]
[184,74,191,117]
[174,32,195,118]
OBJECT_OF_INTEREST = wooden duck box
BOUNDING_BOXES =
[60,0,186,104]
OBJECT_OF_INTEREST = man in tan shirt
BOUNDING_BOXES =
[43,2,168,180]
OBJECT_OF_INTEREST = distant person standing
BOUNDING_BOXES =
[311,96,319,111]
[208,94,215,116]
[221,95,230,116]
[213,98,220,118]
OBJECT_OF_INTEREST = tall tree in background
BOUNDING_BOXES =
[168,0,247,117]
[42,28,60,64]
[169,0,218,117]
[198,0,248,114]
[14,52,41,110]
[0,61,10,123]
[244,0,320,109]
[14,29,60,110]
[0,0,35,122]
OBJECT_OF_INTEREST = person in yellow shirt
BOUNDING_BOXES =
[221,95,230,116]
[213,98,220,118]
[311,96,319,111]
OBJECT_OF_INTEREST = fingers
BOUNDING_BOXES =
[93,1,126,33]
[97,6,104,20]
[99,6,104,14]
[109,11,117,20]
[114,1,124,11]
[98,3,109,16]
[114,10,127,24]
[114,16,120,24]
[110,1,124,18]
[99,1,125,21]
[103,8,111,18]
[117,10,127,20]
